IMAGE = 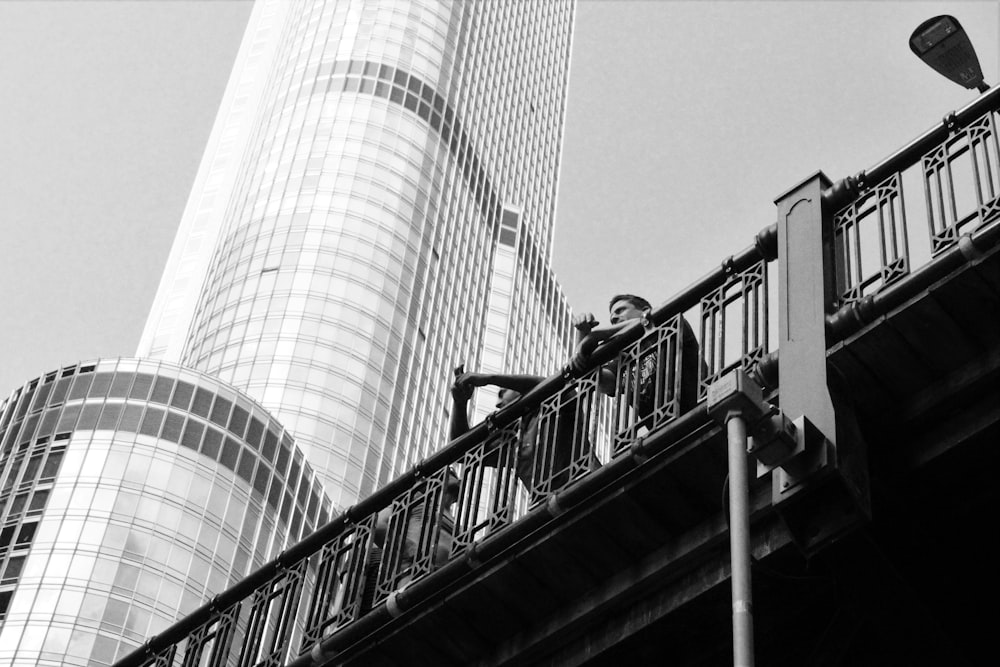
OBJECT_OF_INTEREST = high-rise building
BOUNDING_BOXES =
[139,0,577,510]
[0,2,579,663]
[0,359,329,666]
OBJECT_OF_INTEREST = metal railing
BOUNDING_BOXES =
[826,84,1000,342]
[116,85,1000,667]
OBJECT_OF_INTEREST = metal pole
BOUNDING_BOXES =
[727,414,755,667]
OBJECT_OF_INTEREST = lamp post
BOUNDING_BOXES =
[910,15,990,92]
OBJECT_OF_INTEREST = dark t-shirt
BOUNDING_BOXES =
[621,316,702,420]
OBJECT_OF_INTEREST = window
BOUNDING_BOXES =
[8,492,28,516]
[210,397,232,427]
[97,403,124,430]
[1,555,25,584]
[228,405,249,438]
[0,590,12,620]
[40,449,64,480]
[129,374,154,400]
[67,374,93,401]
[21,454,43,485]
[161,412,185,443]
[150,377,174,404]
[107,373,133,398]
[171,381,195,410]
[219,437,240,471]
[180,420,205,452]
[138,408,164,437]
[87,373,114,398]
[0,526,14,550]
[119,404,144,432]
[27,489,49,514]
[191,387,214,418]
[15,522,36,546]
[201,429,222,460]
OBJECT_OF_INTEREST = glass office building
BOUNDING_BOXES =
[139,0,578,510]
[0,359,329,666]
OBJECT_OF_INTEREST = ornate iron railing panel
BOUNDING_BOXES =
[607,315,686,455]
[178,605,238,667]
[452,425,523,548]
[300,517,375,650]
[924,110,1000,253]
[698,259,770,399]
[143,646,176,667]
[834,174,910,305]
[373,467,457,604]
[832,105,1000,306]
[238,560,308,667]
[528,376,605,494]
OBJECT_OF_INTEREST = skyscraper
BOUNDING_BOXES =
[0,359,329,666]
[1,2,579,663]
[139,0,577,510]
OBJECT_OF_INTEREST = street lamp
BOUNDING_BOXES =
[910,15,990,92]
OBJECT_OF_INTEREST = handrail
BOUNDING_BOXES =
[827,219,1000,342]
[823,84,1000,210]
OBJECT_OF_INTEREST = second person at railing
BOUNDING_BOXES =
[450,370,601,502]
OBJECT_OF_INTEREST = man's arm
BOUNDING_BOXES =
[449,371,546,440]
[454,371,546,397]
[570,319,633,394]
[581,321,631,344]
[449,379,474,441]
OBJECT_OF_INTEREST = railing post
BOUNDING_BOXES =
[769,172,871,556]
[771,172,839,505]
[774,171,837,443]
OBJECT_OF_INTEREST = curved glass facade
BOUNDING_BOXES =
[139,0,578,511]
[0,359,328,666]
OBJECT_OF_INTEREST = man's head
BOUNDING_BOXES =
[496,388,521,409]
[608,294,651,325]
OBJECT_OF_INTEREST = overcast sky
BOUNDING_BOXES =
[1,0,997,395]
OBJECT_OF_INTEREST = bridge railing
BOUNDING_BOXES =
[116,85,1000,667]
[115,231,778,667]
[826,84,1000,342]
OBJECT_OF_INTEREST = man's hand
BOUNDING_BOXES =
[570,314,600,374]
[573,312,599,332]
[451,376,474,402]
[568,317,632,376]
[573,312,599,343]
[451,371,491,401]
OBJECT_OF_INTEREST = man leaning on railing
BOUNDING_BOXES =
[572,293,703,423]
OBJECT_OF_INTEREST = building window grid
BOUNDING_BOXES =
[138,1,574,510]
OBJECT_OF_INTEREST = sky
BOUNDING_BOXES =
[1,0,997,396]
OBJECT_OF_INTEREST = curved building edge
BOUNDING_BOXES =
[0,357,329,666]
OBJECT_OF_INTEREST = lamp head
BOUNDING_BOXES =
[909,15,987,91]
